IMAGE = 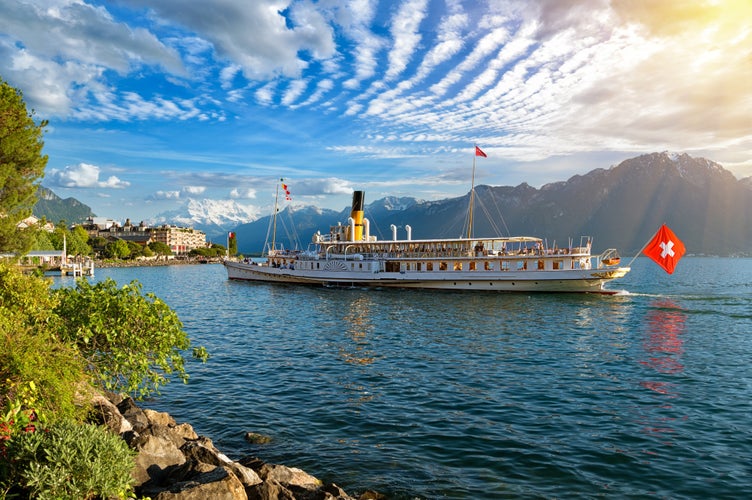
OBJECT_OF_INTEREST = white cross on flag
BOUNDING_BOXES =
[643,224,686,274]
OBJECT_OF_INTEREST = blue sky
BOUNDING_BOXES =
[1,0,750,222]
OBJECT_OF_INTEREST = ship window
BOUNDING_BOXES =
[469,261,477,271]
[417,262,422,271]
[517,261,526,271]
[359,263,363,269]
[501,260,510,271]
[426,262,433,271]
[538,260,545,270]
[553,260,563,270]
[454,262,463,271]
[439,262,448,271]
[484,261,493,271]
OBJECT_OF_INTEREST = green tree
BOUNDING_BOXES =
[49,225,91,256]
[104,239,130,259]
[54,279,202,398]
[148,240,172,256]
[0,79,48,256]
[31,229,54,251]
[69,225,92,256]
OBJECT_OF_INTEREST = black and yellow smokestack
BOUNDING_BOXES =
[351,191,365,241]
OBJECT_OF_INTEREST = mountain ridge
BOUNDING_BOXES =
[233,152,752,256]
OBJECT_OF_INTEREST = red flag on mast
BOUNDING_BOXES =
[475,146,487,158]
[643,224,685,274]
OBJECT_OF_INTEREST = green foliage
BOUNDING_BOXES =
[0,264,86,422]
[30,228,54,250]
[54,278,194,398]
[0,79,48,255]
[103,239,130,259]
[190,243,226,258]
[48,225,91,256]
[125,240,145,259]
[148,240,172,256]
[2,420,135,500]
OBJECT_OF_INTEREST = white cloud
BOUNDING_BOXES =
[182,186,207,195]
[383,0,429,82]
[230,188,257,199]
[47,163,131,189]
[122,0,336,80]
[153,190,181,199]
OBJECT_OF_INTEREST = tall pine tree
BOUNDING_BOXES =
[0,78,48,255]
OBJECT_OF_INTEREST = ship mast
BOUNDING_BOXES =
[467,145,478,239]
[270,179,281,253]
[466,144,487,239]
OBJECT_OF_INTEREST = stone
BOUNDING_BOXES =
[181,437,224,466]
[244,432,273,444]
[131,433,186,486]
[246,479,296,500]
[172,422,199,441]
[258,463,322,489]
[153,466,247,500]
[89,394,132,434]
[118,397,150,433]
[181,437,262,487]
[357,490,387,500]
[144,408,177,427]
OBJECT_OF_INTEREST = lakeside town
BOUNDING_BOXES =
[13,215,225,275]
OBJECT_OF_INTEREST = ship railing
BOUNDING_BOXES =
[596,248,622,268]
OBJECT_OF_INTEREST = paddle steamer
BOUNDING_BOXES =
[224,189,630,293]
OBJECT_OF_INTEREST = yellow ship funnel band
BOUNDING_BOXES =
[351,191,365,241]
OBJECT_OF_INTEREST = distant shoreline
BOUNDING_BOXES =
[94,257,224,268]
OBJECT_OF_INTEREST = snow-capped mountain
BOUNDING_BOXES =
[153,198,260,242]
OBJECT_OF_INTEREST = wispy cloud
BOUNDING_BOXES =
[2,0,749,221]
[47,163,131,189]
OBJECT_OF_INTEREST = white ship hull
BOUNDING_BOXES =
[224,259,630,293]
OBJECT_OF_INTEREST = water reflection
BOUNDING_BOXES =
[637,299,687,438]
[339,294,377,365]
[641,299,686,377]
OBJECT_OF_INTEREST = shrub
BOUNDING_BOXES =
[54,278,194,398]
[2,420,135,500]
[0,264,87,422]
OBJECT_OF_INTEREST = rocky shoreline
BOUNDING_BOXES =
[92,392,383,500]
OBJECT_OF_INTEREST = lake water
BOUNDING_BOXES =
[58,257,752,499]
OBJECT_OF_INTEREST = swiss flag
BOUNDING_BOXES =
[643,224,685,274]
[475,145,487,158]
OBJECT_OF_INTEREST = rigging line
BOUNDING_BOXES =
[281,206,301,250]
[363,207,387,241]
[474,192,506,237]
[487,187,511,236]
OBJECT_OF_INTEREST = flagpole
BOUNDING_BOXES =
[626,240,650,268]
[626,224,664,267]
[467,145,477,239]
